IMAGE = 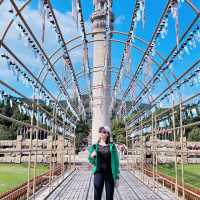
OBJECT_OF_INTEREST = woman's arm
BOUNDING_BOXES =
[113,144,120,178]
[88,145,96,165]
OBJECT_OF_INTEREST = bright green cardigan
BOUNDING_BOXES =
[88,143,120,181]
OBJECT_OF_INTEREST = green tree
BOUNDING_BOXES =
[188,127,200,141]
[112,119,126,144]
[75,118,90,153]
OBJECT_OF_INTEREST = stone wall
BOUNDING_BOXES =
[131,139,200,164]
[0,135,74,164]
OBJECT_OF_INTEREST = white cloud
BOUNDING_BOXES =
[114,15,125,25]
[0,0,88,83]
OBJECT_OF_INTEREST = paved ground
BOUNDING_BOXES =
[40,169,177,200]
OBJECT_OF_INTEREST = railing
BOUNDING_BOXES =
[0,165,63,200]
[140,166,200,200]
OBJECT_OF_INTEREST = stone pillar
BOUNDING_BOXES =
[57,135,64,164]
[150,135,155,164]
[182,137,188,164]
[16,135,22,163]
[47,135,53,164]
[91,0,113,144]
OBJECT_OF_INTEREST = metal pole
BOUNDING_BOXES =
[73,134,76,169]
[172,100,179,199]
[180,102,185,199]
[152,113,155,190]
[27,90,35,199]
[154,115,158,191]
[32,99,39,198]
[141,119,144,181]
[126,125,129,170]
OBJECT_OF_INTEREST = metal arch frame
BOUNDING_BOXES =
[46,37,175,104]
[37,59,77,129]
[0,0,199,199]
[2,0,80,119]
[48,30,166,62]
[112,0,172,109]
[2,0,170,125]
[36,40,76,132]
[0,80,72,134]
[76,0,92,98]
[70,67,153,105]
[127,93,200,200]
[34,34,176,119]
[51,37,185,113]
[0,61,74,198]
[0,0,199,116]
[1,41,77,127]
[33,27,176,92]
[49,38,168,107]
[128,90,200,136]
[2,31,175,119]
[0,1,79,124]
[125,5,200,130]
[44,0,85,116]
[0,0,161,125]
[117,0,200,114]
[124,0,200,97]
[126,13,200,115]
[0,0,198,129]
[126,57,200,127]
[0,1,158,119]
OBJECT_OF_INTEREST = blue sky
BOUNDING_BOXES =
[0,0,200,112]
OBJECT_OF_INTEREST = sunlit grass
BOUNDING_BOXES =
[0,163,48,194]
[157,163,200,190]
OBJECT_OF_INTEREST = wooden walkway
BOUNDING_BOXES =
[42,169,177,200]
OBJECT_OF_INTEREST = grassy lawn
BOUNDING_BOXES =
[157,164,200,190]
[0,163,49,194]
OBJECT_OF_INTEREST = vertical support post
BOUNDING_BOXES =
[33,100,39,198]
[152,113,155,190]
[131,137,134,171]
[179,102,185,199]
[61,125,65,180]
[48,134,53,192]
[16,134,22,163]
[69,140,71,170]
[73,135,76,169]
[52,124,57,185]
[172,101,178,199]
[27,95,35,199]
[154,115,158,191]
[126,125,129,170]
[48,105,56,193]
[140,119,144,181]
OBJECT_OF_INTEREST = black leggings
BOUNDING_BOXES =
[94,172,114,200]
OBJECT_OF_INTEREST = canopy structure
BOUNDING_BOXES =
[0,0,200,199]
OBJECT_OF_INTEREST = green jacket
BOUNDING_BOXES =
[88,143,120,181]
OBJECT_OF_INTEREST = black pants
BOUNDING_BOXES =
[94,172,114,200]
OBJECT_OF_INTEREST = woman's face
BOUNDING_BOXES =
[99,129,108,140]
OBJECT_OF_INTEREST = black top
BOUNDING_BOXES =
[96,144,112,175]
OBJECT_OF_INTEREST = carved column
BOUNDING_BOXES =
[91,0,113,144]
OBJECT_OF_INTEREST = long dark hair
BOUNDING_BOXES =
[105,131,111,144]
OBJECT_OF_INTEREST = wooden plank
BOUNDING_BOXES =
[44,169,177,200]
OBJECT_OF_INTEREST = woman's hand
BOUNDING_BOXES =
[90,150,97,159]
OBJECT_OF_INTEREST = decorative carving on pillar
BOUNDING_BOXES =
[91,0,113,31]
[91,12,106,30]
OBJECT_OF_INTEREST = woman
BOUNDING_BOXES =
[88,126,120,200]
